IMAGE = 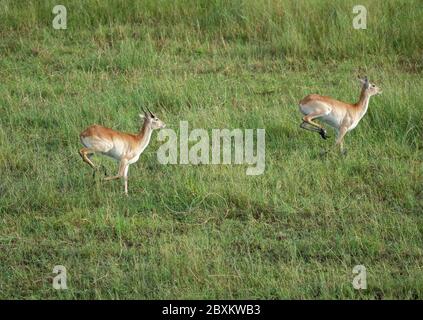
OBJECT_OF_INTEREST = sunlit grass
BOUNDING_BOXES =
[0,0,422,299]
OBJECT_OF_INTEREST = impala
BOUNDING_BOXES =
[79,108,165,195]
[298,76,382,153]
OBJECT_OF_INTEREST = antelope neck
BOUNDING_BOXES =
[137,120,153,145]
[355,87,371,117]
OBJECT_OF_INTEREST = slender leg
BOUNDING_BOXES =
[300,112,330,139]
[300,121,329,140]
[103,175,121,181]
[303,113,324,129]
[335,126,348,153]
[300,121,321,132]
[79,148,96,169]
[104,159,127,181]
[123,165,129,195]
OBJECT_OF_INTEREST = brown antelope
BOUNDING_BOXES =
[79,108,165,195]
[299,76,382,153]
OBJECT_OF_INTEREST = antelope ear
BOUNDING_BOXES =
[364,76,370,88]
[139,114,145,119]
[358,76,369,88]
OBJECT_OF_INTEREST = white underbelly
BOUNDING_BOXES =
[102,141,127,160]
[103,149,123,160]
[128,155,140,164]
[348,120,360,131]
[321,112,342,128]
[127,146,147,164]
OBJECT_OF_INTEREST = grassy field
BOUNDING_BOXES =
[0,0,422,299]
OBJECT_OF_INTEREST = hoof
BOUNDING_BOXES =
[341,149,348,156]
[319,128,329,140]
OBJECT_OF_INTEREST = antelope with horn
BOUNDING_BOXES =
[79,107,166,195]
[298,76,382,153]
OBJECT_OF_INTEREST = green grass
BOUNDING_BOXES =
[0,0,422,299]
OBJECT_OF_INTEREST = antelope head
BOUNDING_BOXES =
[359,76,382,96]
[139,107,166,129]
